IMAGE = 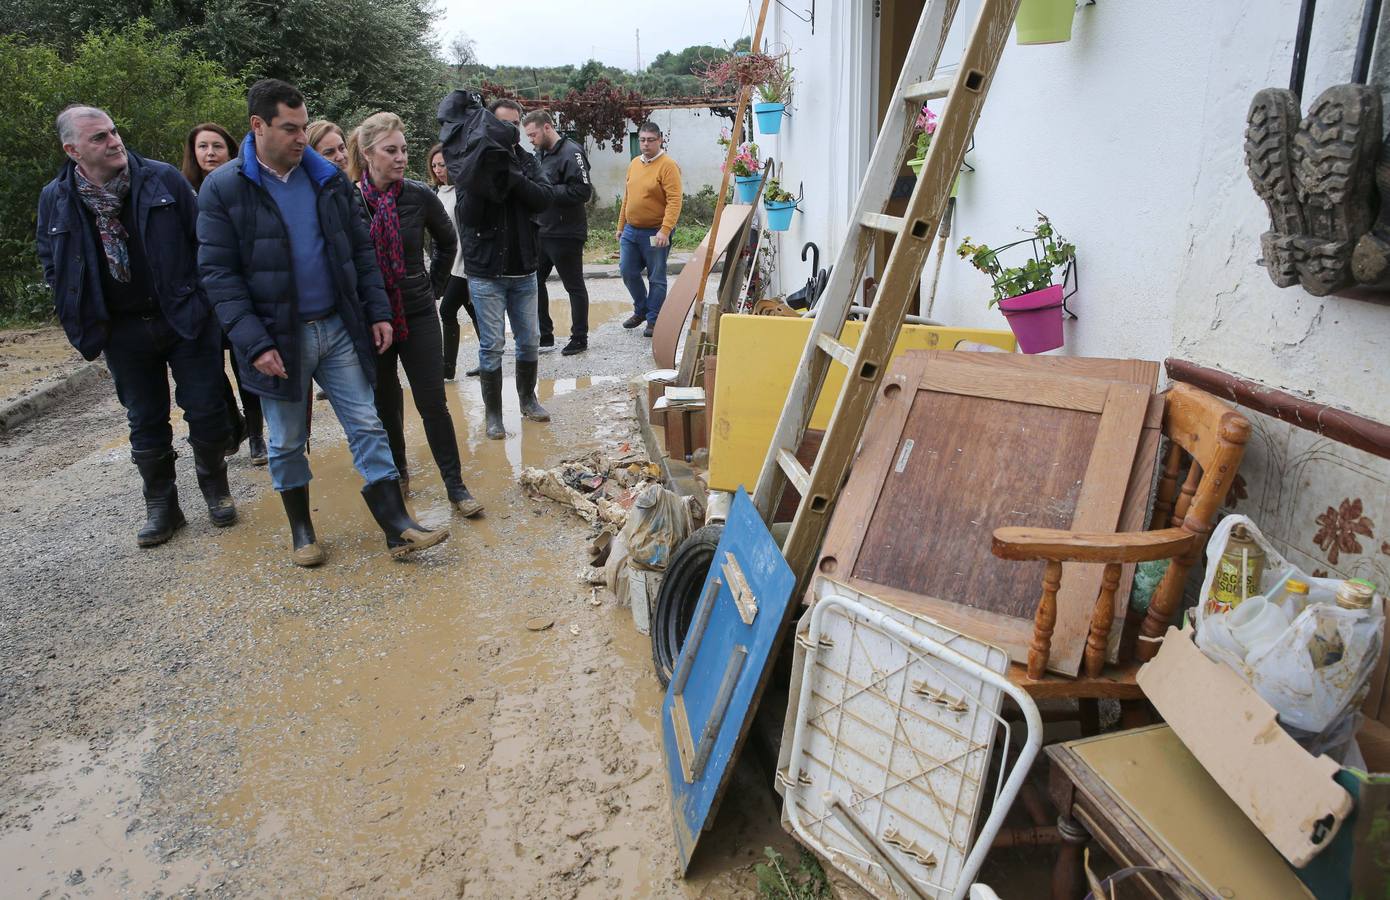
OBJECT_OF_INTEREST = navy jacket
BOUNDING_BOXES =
[36,151,211,360]
[196,135,391,401]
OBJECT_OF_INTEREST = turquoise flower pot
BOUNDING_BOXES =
[753,102,786,135]
[764,199,797,232]
[734,175,761,204]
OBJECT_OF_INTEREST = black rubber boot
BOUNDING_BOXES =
[247,434,268,466]
[279,485,325,567]
[361,478,450,558]
[442,316,460,380]
[480,369,506,440]
[132,451,186,547]
[445,477,484,517]
[515,360,550,423]
[193,444,238,527]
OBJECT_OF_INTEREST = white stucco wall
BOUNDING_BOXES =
[769,0,1390,422]
[585,107,730,208]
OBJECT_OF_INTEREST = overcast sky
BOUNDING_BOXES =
[437,1,751,70]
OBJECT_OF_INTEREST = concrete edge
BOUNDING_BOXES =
[0,360,109,433]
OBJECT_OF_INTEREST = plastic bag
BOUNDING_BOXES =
[618,483,694,572]
[1195,515,1383,757]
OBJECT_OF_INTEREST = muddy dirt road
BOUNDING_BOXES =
[0,283,799,898]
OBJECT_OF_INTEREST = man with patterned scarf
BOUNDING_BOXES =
[36,105,236,548]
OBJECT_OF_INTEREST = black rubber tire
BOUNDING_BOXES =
[651,523,724,687]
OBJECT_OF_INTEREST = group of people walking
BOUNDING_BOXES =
[35,78,682,567]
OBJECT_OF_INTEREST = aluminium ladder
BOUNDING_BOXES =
[752,0,1021,597]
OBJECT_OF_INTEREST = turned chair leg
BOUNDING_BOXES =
[1052,813,1090,900]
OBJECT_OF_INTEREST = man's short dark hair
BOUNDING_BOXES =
[521,110,554,128]
[248,79,305,124]
[638,121,662,138]
[488,98,525,116]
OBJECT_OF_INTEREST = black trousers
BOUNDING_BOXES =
[439,275,478,376]
[220,340,263,440]
[536,237,589,342]
[374,303,463,486]
[103,314,230,460]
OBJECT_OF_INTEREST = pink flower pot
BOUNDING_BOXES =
[998,284,1064,353]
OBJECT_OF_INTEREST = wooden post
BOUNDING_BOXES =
[684,0,772,385]
[1028,561,1063,680]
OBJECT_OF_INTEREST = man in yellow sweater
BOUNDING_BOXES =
[616,122,682,337]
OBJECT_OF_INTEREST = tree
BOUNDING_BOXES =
[446,31,477,72]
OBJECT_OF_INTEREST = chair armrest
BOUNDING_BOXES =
[991,527,1200,564]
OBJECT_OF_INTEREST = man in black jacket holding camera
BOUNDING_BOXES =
[523,111,592,356]
[437,92,556,439]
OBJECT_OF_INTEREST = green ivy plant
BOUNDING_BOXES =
[957,212,1076,306]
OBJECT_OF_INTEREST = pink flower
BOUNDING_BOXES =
[915,105,937,135]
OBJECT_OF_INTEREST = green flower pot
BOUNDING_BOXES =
[1016,0,1076,45]
[906,157,960,198]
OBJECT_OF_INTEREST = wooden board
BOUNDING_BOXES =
[651,204,755,370]
[707,316,1018,495]
[1062,725,1313,899]
[1138,626,1352,866]
[661,488,795,871]
[815,352,1150,676]
[921,352,1163,663]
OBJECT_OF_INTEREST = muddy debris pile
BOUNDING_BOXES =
[518,445,661,528]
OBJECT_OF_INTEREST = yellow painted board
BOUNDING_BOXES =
[708,315,1017,494]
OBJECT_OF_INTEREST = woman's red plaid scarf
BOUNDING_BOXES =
[359,177,408,341]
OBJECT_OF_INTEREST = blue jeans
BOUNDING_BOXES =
[104,314,230,459]
[471,275,539,373]
[619,225,670,324]
[260,314,397,492]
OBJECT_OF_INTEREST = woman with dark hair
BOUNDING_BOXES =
[180,122,236,191]
[427,143,481,379]
[180,122,266,464]
[347,113,482,517]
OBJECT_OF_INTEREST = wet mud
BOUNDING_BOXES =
[0,285,798,897]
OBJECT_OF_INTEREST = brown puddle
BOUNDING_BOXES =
[131,369,787,896]
[0,729,221,895]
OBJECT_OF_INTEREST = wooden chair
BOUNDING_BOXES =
[990,382,1250,704]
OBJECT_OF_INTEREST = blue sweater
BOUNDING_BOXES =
[260,164,337,320]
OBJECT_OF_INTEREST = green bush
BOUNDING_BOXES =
[0,22,245,326]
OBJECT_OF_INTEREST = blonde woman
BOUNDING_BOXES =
[306,120,348,170]
[347,112,481,517]
[427,143,480,378]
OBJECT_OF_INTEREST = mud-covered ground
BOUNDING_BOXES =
[0,280,802,898]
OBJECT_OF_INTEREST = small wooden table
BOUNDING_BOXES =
[1046,725,1313,900]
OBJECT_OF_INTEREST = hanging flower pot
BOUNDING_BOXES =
[906,157,960,198]
[958,213,1077,354]
[754,102,786,135]
[999,284,1065,353]
[764,199,797,231]
[762,176,800,231]
[734,175,762,203]
[1016,0,1077,45]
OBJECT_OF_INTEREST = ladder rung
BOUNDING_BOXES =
[861,212,905,235]
[776,449,810,497]
[815,332,857,368]
[903,76,952,104]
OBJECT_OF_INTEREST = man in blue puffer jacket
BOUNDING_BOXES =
[36,104,236,548]
[197,79,446,566]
